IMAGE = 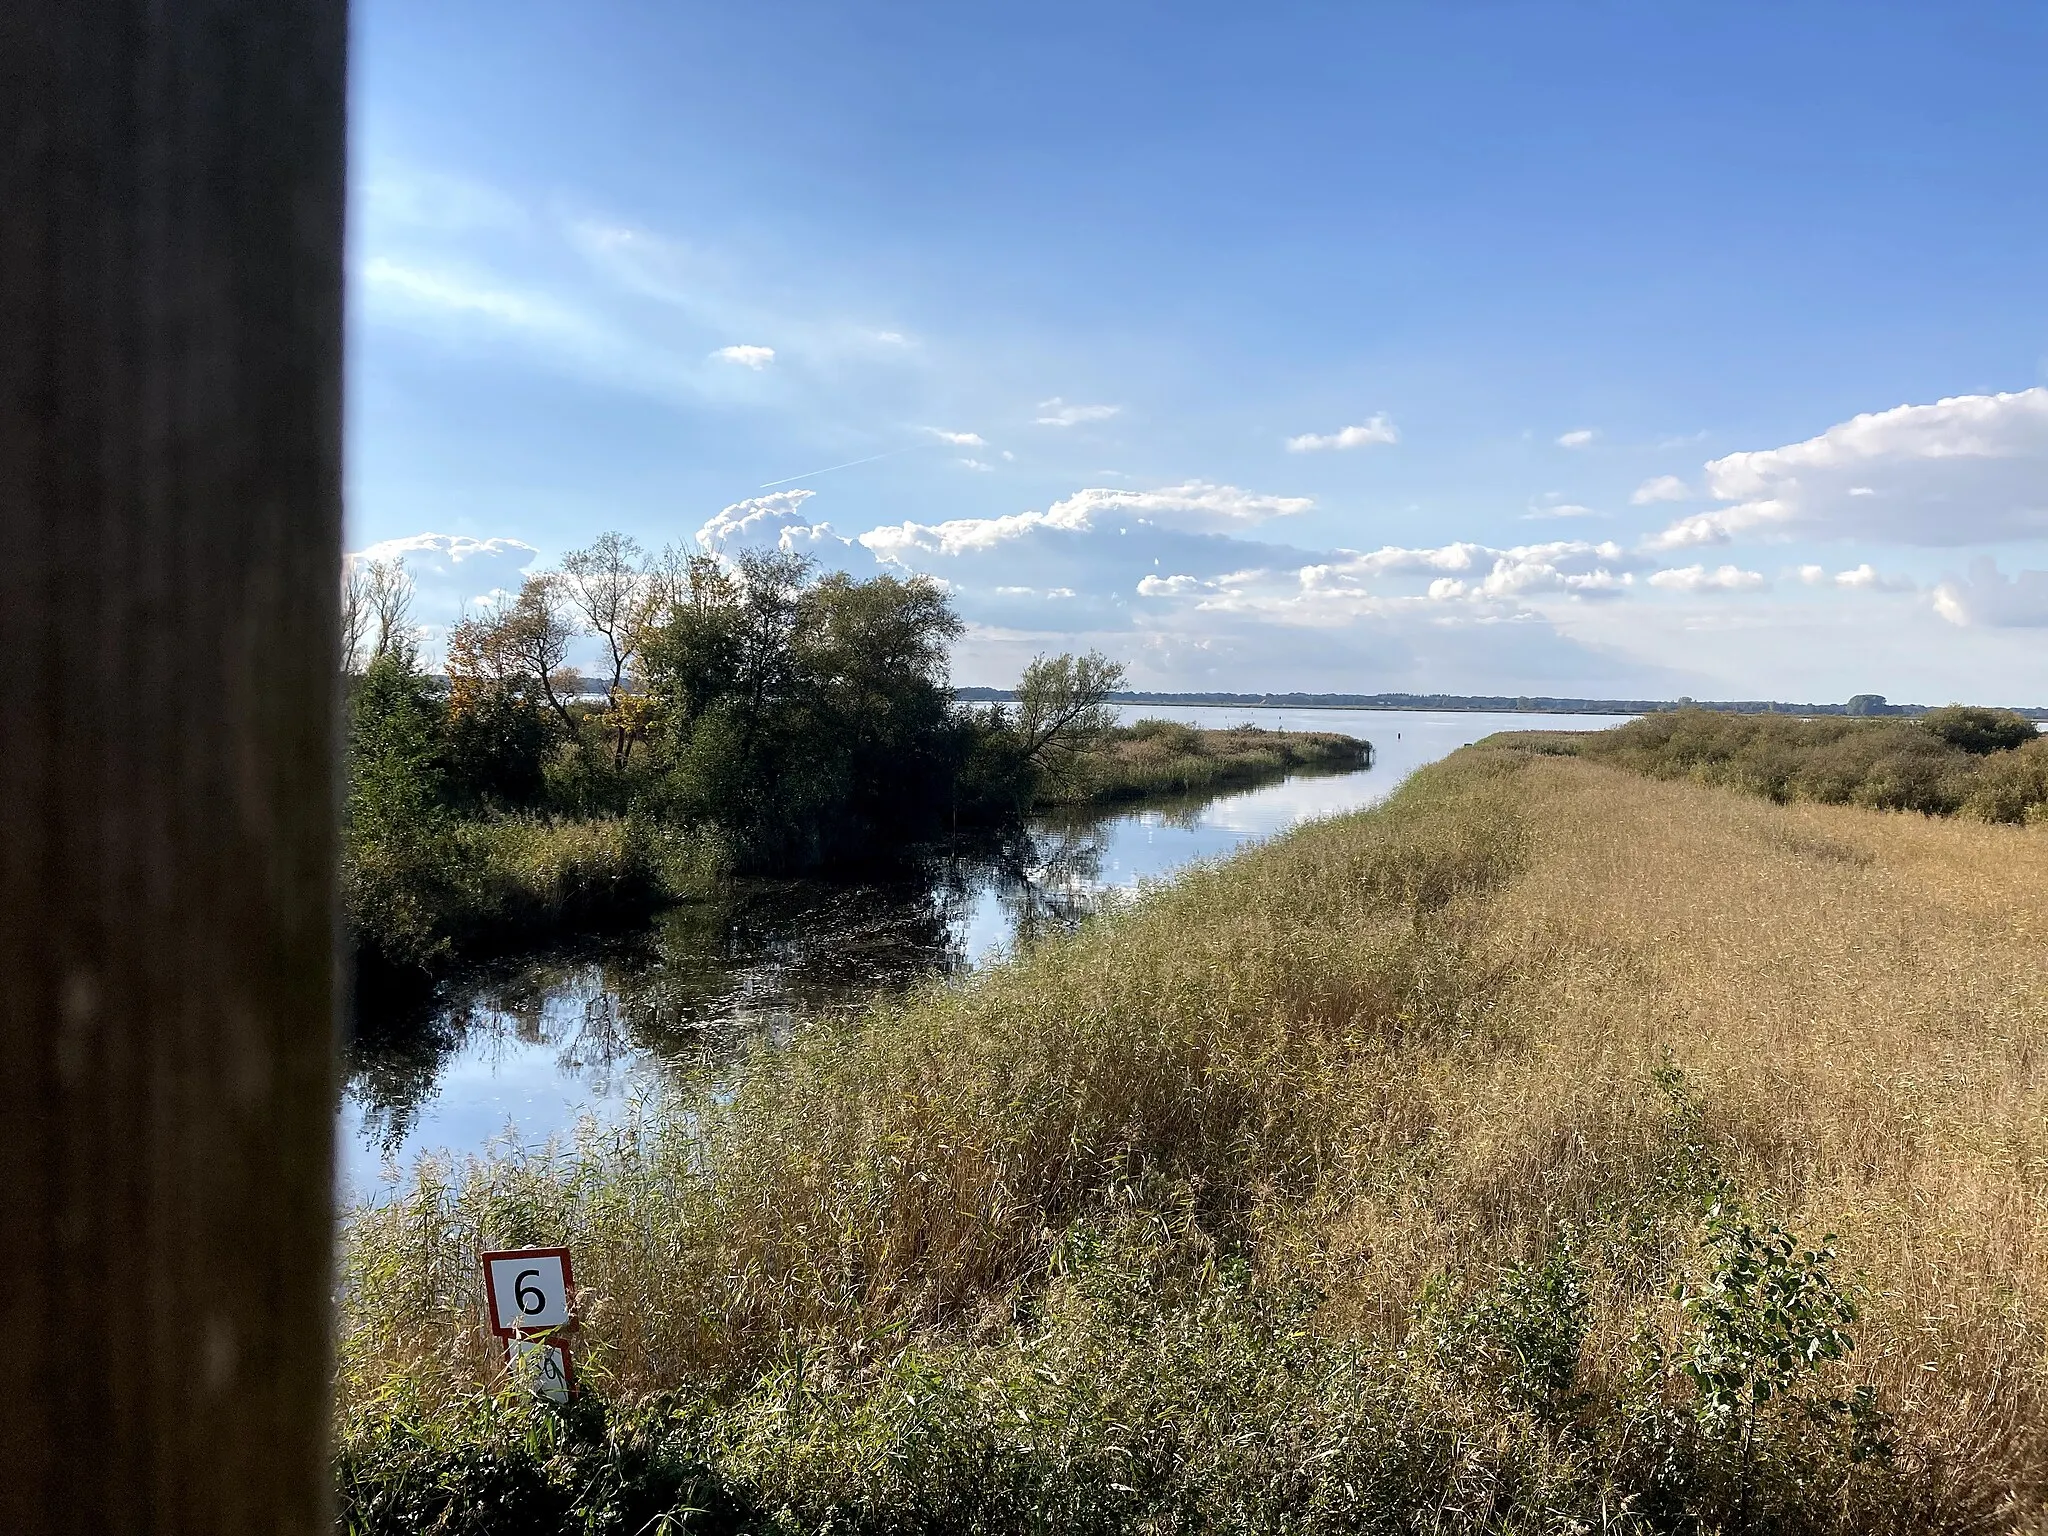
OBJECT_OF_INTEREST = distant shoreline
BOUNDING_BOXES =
[952,688,2048,721]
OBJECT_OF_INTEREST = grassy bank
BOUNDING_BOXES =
[336,745,2048,1531]
[1509,705,2048,821]
[345,815,726,974]
[1046,718,1369,806]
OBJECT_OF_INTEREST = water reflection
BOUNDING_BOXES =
[340,707,1621,1193]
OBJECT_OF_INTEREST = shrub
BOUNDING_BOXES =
[1919,705,2039,756]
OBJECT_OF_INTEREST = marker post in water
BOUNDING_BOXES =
[481,1246,577,1401]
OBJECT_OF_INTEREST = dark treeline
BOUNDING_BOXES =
[343,535,1128,973]
[953,687,2048,720]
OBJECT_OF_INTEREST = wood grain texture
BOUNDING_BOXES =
[0,2,347,1531]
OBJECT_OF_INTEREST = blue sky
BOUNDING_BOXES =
[348,1,2048,702]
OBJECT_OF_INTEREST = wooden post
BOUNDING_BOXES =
[0,2,348,1532]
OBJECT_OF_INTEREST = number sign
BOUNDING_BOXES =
[505,1335,574,1403]
[481,1247,574,1336]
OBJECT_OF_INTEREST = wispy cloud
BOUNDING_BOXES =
[1285,415,1399,452]
[1556,428,1597,448]
[1036,397,1121,427]
[1647,564,1767,593]
[1630,474,1690,505]
[926,428,986,446]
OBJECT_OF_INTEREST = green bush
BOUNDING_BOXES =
[1918,705,2039,756]
[1566,707,2048,822]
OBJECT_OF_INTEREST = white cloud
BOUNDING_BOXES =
[1831,563,1914,592]
[1648,564,1768,593]
[360,258,592,338]
[1138,573,1207,597]
[1556,429,1596,448]
[926,428,986,446]
[695,490,879,573]
[1631,475,1690,505]
[347,532,542,640]
[1652,388,2048,548]
[1933,558,2048,627]
[712,344,775,368]
[1524,492,1598,520]
[957,458,995,472]
[1284,415,1400,453]
[861,481,1312,568]
[1035,397,1121,427]
[1796,564,1828,585]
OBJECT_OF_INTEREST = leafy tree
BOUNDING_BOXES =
[1014,649,1126,798]
[444,595,565,807]
[343,643,459,966]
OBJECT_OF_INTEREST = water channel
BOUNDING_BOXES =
[339,707,1620,1198]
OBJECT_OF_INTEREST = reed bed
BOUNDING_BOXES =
[337,745,2048,1532]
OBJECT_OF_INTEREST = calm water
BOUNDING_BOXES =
[339,707,1621,1197]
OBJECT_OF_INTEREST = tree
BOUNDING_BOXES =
[340,561,374,674]
[560,531,654,771]
[638,551,744,740]
[1014,650,1126,796]
[443,592,564,806]
[362,557,415,661]
[499,574,583,742]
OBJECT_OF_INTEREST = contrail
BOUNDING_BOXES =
[758,443,923,489]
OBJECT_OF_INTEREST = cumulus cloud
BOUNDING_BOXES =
[1631,475,1690,505]
[347,532,542,643]
[1035,397,1121,427]
[1137,573,1208,597]
[1647,564,1768,593]
[1556,429,1596,448]
[1933,558,2048,627]
[1651,388,2048,548]
[695,489,880,572]
[712,344,775,368]
[1284,415,1400,453]
[861,482,1312,569]
[926,428,986,446]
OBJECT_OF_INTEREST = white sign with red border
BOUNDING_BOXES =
[482,1246,575,1337]
[505,1335,575,1403]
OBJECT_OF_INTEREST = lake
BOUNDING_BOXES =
[338,707,1622,1197]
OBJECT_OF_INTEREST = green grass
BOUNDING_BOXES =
[1043,718,1369,806]
[344,814,726,973]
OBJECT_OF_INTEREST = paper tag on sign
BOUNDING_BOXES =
[481,1247,574,1335]
[506,1336,574,1403]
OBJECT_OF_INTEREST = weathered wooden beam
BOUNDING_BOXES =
[0,2,347,1531]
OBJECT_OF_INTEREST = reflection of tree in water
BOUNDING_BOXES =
[345,868,974,1152]
[979,815,1107,951]
[344,793,1259,1155]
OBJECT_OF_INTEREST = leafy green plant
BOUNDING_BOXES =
[1429,1237,1589,1417]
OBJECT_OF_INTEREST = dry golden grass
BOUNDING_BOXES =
[1306,751,2048,1517]
[338,745,2048,1529]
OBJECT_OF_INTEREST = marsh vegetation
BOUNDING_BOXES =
[335,738,2048,1531]
[1514,705,2047,821]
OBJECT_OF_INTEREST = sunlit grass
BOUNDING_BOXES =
[337,744,2048,1530]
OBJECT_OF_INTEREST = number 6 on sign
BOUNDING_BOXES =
[481,1247,574,1335]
